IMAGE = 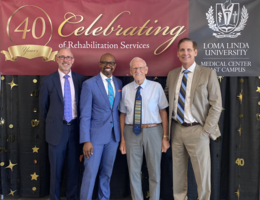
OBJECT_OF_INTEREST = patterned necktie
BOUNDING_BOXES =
[106,78,114,108]
[133,86,142,135]
[64,74,72,122]
[177,70,189,124]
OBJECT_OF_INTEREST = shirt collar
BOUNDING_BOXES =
[181,62,196,74]
[100,72,113,82]
[58,69,72,78]
[134,78,147,89]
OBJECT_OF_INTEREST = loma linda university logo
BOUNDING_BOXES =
[206,0,248,38]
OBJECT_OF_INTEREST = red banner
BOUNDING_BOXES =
[0,0,188,76]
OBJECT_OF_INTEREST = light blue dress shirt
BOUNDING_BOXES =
[119,79,168,124]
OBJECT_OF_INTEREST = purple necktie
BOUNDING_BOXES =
[64,74,72,122]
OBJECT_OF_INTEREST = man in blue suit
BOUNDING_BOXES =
[80,53,122,200]
[39,47,85,200]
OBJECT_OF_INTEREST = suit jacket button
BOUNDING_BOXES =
[110,121,112,123]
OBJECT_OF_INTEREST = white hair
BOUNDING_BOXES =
[129,57,147,68]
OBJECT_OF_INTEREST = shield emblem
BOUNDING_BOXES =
[216,3,240,33]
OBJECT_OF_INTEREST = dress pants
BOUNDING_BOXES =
[171,121,211,200]
[124,124,163,200]
[80,129,118,200]
[48,120,79,200]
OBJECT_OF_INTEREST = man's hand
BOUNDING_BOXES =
[162,138,170,153]
[83,142,93,159]
[119,139,126,154]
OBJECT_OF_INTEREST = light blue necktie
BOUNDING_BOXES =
[64,75,72,122]
[177,70,189,124]
[106,78,114,108]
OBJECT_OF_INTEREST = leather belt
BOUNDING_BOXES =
[63,118,77,125]
[126,123,160,128]
[173,119,200,127]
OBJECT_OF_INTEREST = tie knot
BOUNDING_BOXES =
[137,86,142,91]
[64,74,70,79]
[106,78,111,82]
[183,70,189,74]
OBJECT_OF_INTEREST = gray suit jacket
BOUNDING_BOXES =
[165,64,222,140]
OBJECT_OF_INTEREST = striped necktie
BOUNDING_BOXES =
[133,86,142,135]
[177,70,190,124]
[64,74,72,122]
[106,78,114,108]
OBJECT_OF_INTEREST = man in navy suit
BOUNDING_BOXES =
[80,53,122,200]
[39,47,85,200]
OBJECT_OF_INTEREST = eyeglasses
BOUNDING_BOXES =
[100,61,116,66]
[131,66,146,71]
[58,56,74,61]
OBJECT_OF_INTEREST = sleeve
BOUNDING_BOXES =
[79,80,92,143]
[158,84,169,109]
[119,87,127,113]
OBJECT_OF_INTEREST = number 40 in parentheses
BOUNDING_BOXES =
[235,158,244,166]
[14,17,46,39]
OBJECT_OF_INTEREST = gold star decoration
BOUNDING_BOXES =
[239,114,243,118]
[0,118,4,125]
[256,114,260,121]
[256,87,260,93]
[33,79,37,83]
[237,90,243,104]
[153,77,158,81]
[9,124,13,128]
[1,76,5,80]
[32,146,39,153]
[5,160,17,171]
[7,78,18,90]
[146,191,150,198]
[8,189,16,196]
[32,187,37,191]
[237,126,242,136]
[31,172,39,181]
[0,162,4,166]
[258,76,260,79]
[217,76,223,82]
[240,78,244,83]
[235,185,240,199]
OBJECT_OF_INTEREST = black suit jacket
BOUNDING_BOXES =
[39,70,85,145]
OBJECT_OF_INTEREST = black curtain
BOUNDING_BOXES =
[0,75,259,200]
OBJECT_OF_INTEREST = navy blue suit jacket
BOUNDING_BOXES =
[80,74,122,145]
[39,70,85,145]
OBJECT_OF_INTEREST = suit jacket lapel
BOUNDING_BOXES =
[72,72,79,105]
[170,68,181,106]
[190,64,202,106]
[96,74,111,109]
[113,77,119,109]
[53,71,63,103]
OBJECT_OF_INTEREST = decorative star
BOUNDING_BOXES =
[0,162,4,166]
[8,189,16,196]
[31,172,39,181]
[256,87,260,93]
[238,126,242,136]
[0,118,4,125]
[7,78,18,90]
[1,76,4,80]
[5,160,17,171]
[235,185,240,199]
[32,146,39,153]
[146,191,150,198]
[218,76,223,82]
[153,77,158,81]
[32,187,37,191]
[237,90,243,104]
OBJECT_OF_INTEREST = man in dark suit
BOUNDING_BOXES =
[39,47,85,200]
[165,38,222,200]
[80,53,122,200]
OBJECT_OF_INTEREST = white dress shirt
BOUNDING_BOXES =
[58,69,77,119]
[120,79,168,124]
[173,62,197,123]
[100,72,116,96]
